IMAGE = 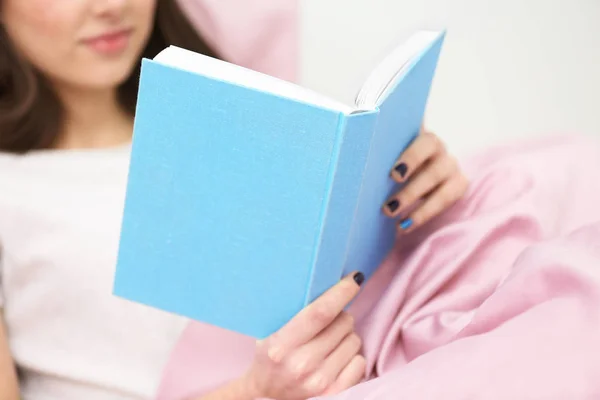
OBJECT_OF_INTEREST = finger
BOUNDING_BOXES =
[384,154,458,218]
[391,131,444,183]
[321,355,367,396]
[303,333,363,395]
[265,272,364,362]
[285,312,355,380]
[398,173,469,233]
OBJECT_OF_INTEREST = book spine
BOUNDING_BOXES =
[304,110,379,305]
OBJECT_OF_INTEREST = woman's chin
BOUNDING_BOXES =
[66,63,138,92]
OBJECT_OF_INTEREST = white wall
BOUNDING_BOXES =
[300,0,600,155]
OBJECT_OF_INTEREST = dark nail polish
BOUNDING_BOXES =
[353,272,365,286]
[399,218,413,230]
[394,163,408,178]
[386,199,400,213]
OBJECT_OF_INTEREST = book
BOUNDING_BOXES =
[113,29,447,339]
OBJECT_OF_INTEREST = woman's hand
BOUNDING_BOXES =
[240,272,366,400]
[383,129,468,232]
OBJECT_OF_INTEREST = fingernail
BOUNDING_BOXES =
[386,199,400,213]
[268,345,284,363]
[399,218,413,230]
[394,163,408,178]
[306,373,325,392]
[353,272,365,286]
[292,359,308,376]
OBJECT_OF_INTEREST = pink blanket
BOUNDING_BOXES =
[156,134,600,399]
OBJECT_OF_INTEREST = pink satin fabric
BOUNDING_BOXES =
[156,134,600,399]
[175,0,298,82]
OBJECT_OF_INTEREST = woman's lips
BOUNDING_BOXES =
[83,28,133,56]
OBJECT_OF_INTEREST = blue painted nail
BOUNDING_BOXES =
[399,218,413,230]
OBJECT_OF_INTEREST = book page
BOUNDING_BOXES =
[355,30,442,109]
[154,46,355,114]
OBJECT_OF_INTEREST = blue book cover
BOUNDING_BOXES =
[113,30,446,338]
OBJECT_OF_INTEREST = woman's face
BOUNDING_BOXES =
[2,0,156,91]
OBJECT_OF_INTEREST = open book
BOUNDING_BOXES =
[155,30,442,112]
[113,30,446,338]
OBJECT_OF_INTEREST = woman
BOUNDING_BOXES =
[0,0,467,399]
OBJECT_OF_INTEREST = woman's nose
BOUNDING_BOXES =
[91,0,130,19]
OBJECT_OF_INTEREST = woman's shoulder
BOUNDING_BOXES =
[0,145,131,174]
[0,153,28,231]
[0,151,21,176]
[0,151,19,161]
[0,152,39,207]
[0,148,123,196]
[0,146,131,225]
[0,150,36,177]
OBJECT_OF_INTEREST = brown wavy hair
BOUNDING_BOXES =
[0,1,220,153]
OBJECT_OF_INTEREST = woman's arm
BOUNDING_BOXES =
[0,312,19,400]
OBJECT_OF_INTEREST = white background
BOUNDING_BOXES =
[300,0,600,155]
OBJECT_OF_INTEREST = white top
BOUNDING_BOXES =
[0,145,188,400]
